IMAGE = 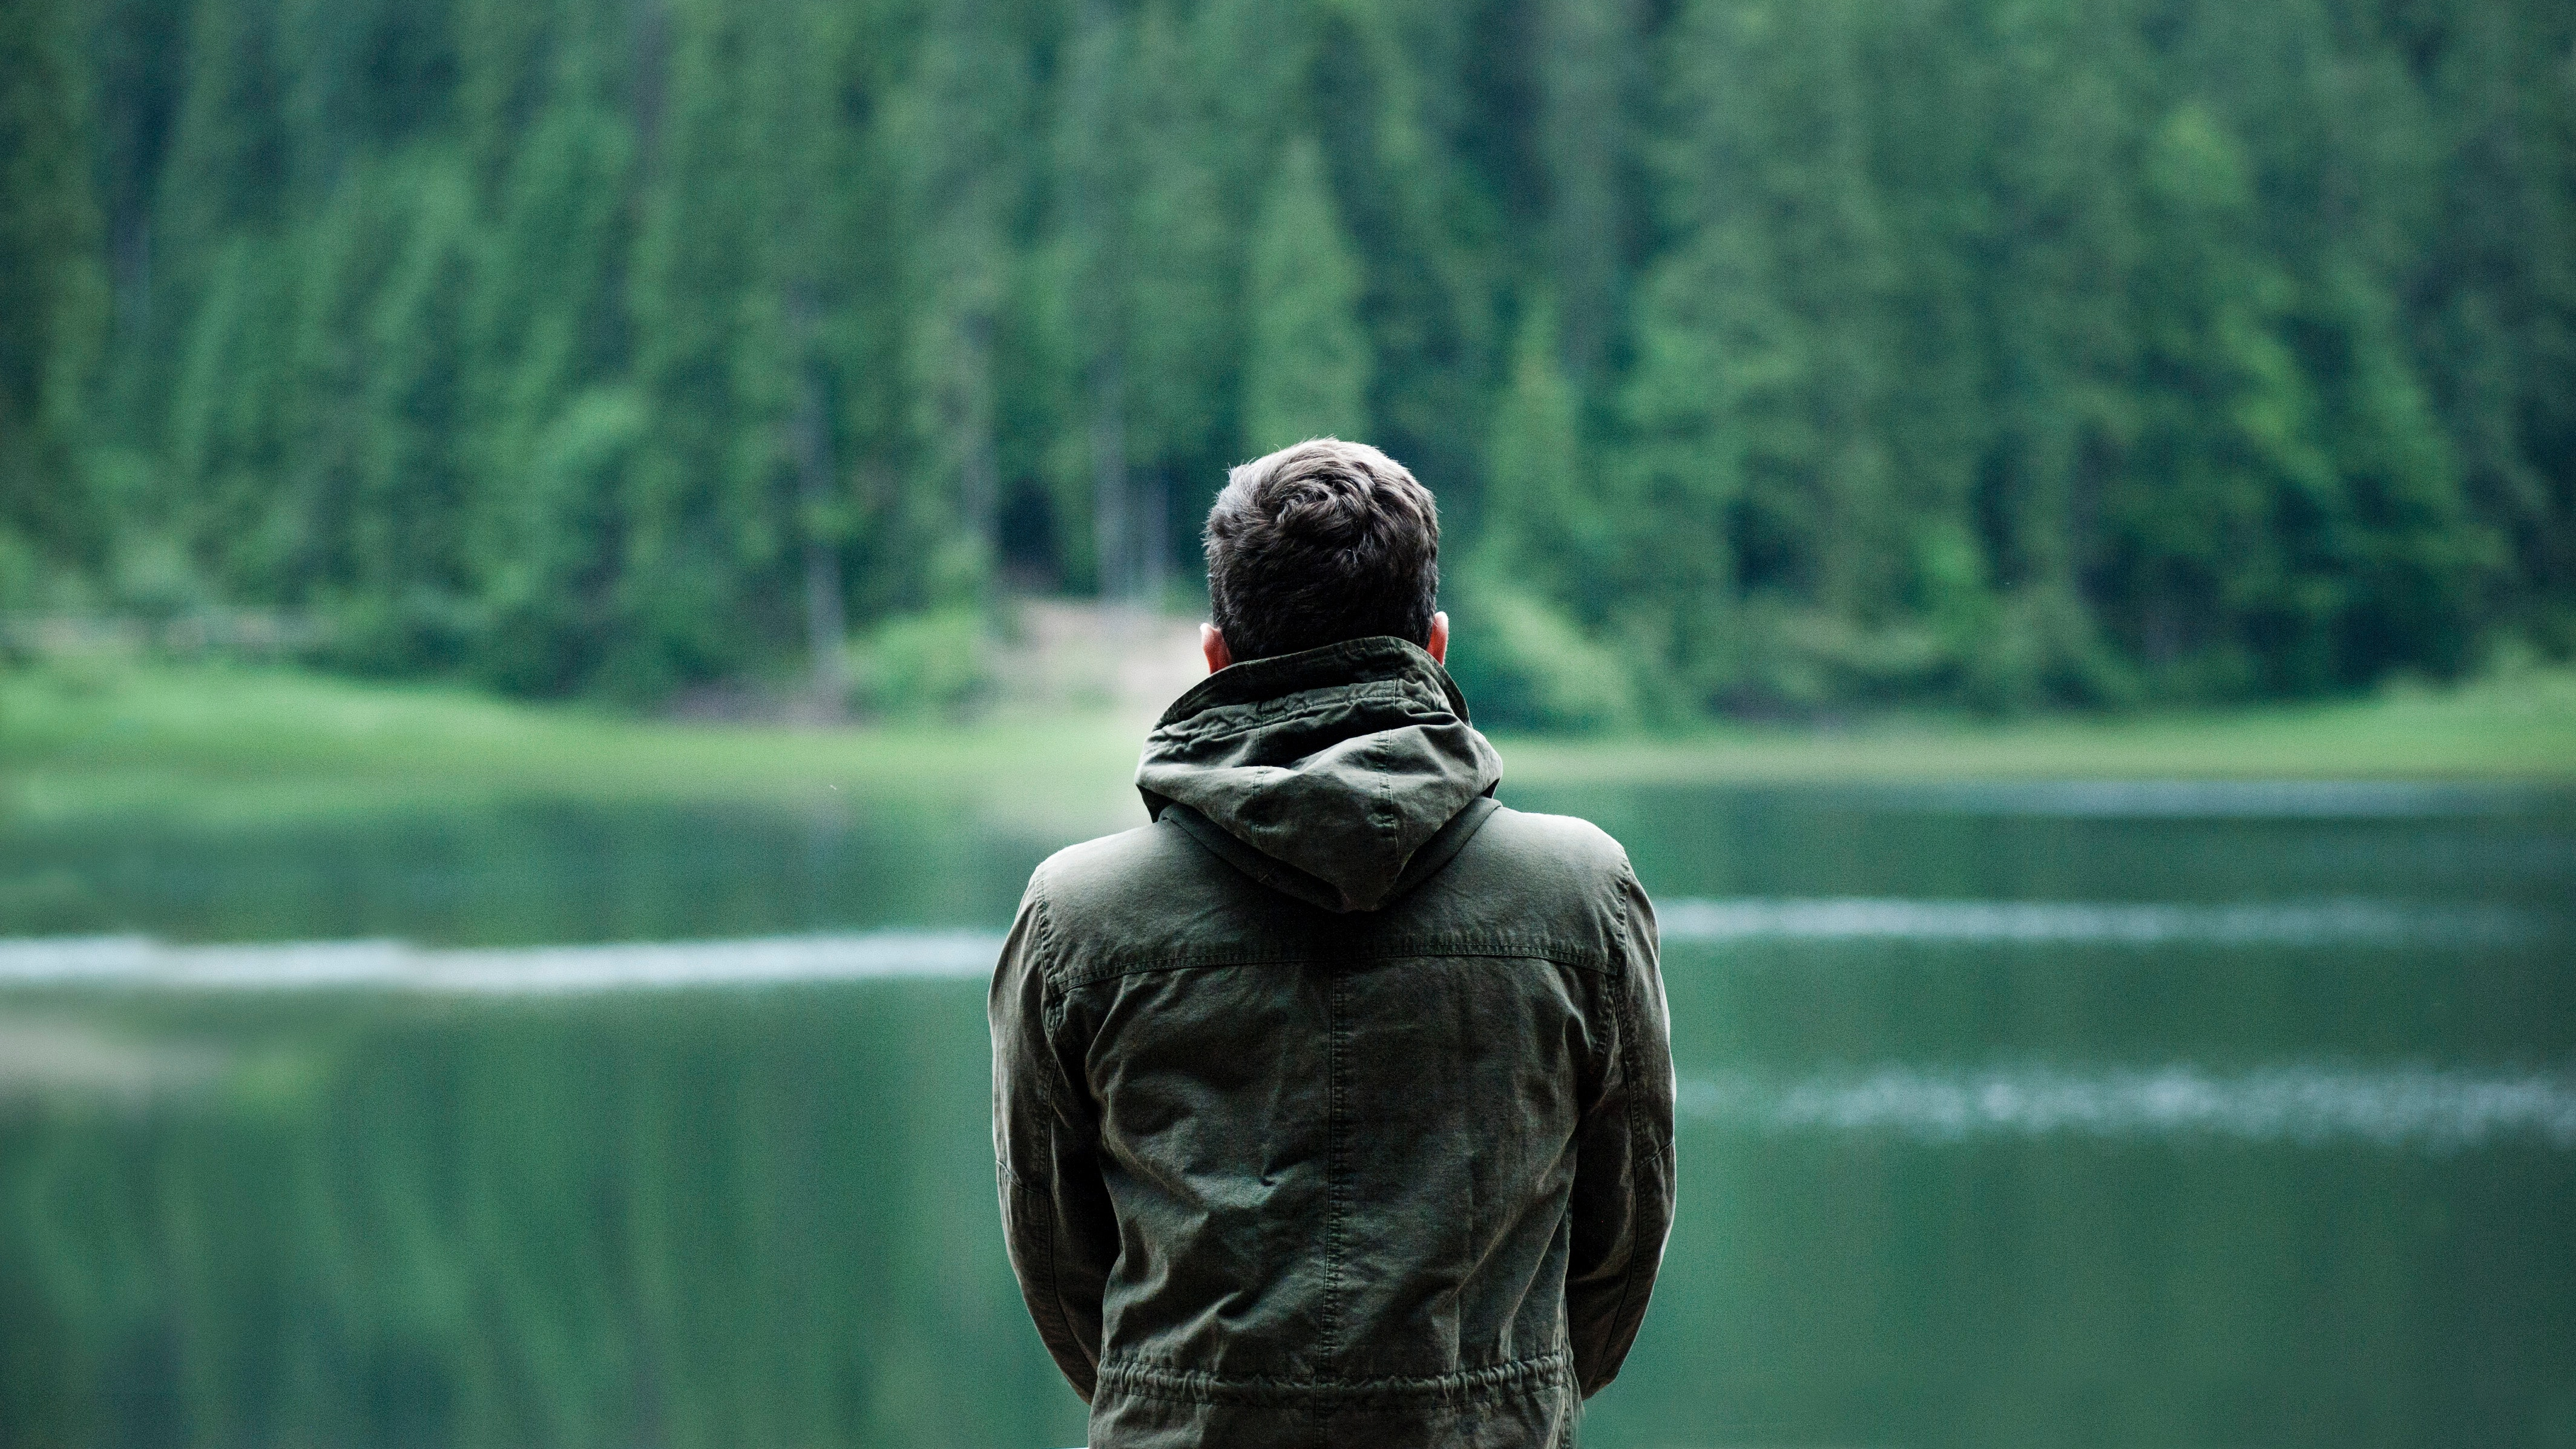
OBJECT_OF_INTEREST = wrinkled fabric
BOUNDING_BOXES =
[992,636,1675,1449]
[1135,639,1504,912]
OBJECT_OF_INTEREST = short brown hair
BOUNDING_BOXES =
[1203,438,1440,662]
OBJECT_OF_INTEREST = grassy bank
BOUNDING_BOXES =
[1502,668,2576,786]
[5,656,2572,827]
[0,659,1149,827]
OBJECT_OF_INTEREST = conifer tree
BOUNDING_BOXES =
[899,0,1032,573]
[18,0,2576,706]
[1242,137,1370,455]
[1536,0,1638,382]
[0,0,106,595]
[1479,295,1585,594]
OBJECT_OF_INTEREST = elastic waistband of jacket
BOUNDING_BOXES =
[1092,1350,1572,1407]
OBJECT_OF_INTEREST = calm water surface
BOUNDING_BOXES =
[2,780,2570,1447]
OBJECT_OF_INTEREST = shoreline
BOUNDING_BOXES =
[6,659,2572,826]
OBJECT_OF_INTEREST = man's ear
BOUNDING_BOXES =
[1200,623,1234,674]
[1427,611,1448,665]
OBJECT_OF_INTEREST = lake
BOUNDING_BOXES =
[2,777,2571,1447]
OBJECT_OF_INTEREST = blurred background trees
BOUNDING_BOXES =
[2,0,2570,720]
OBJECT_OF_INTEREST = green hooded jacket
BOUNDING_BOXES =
[990,637,1675,1448]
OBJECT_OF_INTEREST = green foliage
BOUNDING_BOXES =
[1445,569,1637,733]
[8,0,2574,718]
[474,386,645,694]
[847,606,993,720]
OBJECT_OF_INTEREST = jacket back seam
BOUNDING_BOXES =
[1324,967,1347,1358]
[1057,945,1616,992]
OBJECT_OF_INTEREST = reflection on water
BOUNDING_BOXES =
[0,1019,224,1097]
[2,783,2571,1447]
[0,985,1073,1449]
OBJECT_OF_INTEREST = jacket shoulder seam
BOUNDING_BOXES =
[1030,870,1065,990]
[1027,875,1076,1115]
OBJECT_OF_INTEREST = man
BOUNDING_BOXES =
[990,439,1674,1448]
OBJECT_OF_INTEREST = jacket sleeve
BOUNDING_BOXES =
[1565,863,1677,1398]
[989,873,1122,1402]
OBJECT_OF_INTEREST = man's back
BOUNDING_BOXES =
[991,637,1675,1448]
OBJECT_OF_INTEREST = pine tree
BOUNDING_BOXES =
[0,0,105,595]
[898,0,1033,574]
[622,0,781,692]
[1242,137,1371,455]
[1480,294,1585,593]
[18,0,2576,706]
[1536,0,1638,381]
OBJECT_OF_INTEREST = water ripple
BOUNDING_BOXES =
[1656,896,2542,947]
[0,890,2549,995]
[0,932,1004,993]
[1873,779,2558,818]
[1680,1064,2576,1150]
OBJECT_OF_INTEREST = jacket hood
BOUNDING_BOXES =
[1136,636,1504,913]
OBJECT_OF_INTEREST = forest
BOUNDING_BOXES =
[1,0,2571,723]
